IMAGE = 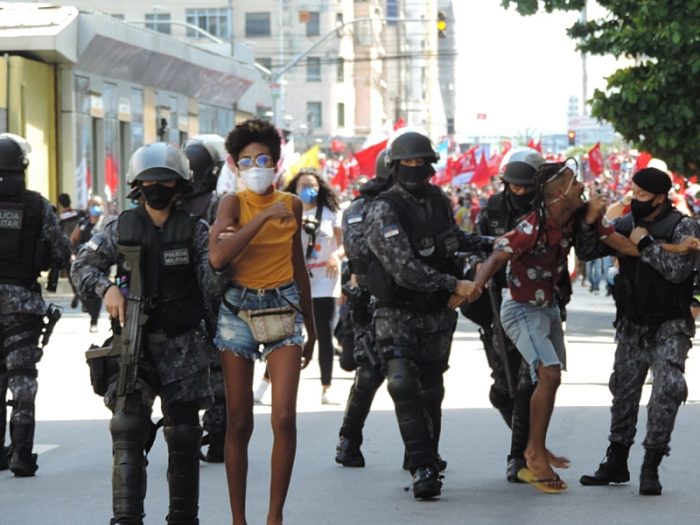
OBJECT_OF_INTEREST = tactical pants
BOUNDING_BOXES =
[339,365,384,445]
[608,331,690,451]
[479,325,522,426]
[375,307,456,472]
[0,314,42,451]
[201,352,226,441]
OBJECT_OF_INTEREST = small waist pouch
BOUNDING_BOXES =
[237,305,297,343]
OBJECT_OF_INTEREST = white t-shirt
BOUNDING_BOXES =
[301,205,342,298]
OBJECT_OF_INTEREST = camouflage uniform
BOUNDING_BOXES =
[71,216,218,412]
[365,184,485,473]
[0,196,71,472]
[178,194,225,461]
[335,196,385,465]
[71,211,218,525]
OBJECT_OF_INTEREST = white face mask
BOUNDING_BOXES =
[241,167,275,194]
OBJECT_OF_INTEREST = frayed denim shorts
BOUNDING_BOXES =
[214,282,305,361]
[500,291,567,384]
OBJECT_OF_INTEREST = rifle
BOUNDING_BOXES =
[113,244,148,411]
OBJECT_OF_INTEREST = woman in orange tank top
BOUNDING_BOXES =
[209,119,316,525]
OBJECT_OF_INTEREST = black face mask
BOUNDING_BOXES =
[507,189,535,212]
[630,198,658,221]
[141,183,179,210]
[396,164,435,197]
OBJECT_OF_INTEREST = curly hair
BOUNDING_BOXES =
[284,169,340,212]
[531,161,566,245]
[225,119,281,165]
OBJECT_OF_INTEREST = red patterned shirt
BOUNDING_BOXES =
[494,211,614,306]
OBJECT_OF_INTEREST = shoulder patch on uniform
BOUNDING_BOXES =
[87,239,100,251]
[382,224,400,238]
[347,213,363,225]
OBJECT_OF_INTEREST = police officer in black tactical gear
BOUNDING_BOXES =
[580,167,700,496]
[460,147,550,481]
[335,150,392,468]
[180,134,226,225]
[72,142,219,525]
[0,133,71,476]
[364,130,489,499]
[180,135,227,464]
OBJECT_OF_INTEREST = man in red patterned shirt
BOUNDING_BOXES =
[463,159,638,493]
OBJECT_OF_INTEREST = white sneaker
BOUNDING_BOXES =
[321,392,331,405]
[253,381,269,403]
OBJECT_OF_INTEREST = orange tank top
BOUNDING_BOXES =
[232,189,297,289]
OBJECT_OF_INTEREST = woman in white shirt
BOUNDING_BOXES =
[285,169,344,403]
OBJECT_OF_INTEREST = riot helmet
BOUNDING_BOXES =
[385,131,439,166]
[499,147,545,186]
[375,149,391,182]
[127,142,191,184]
[0,133,31,171]
[182,134,226,193]
[0,134,31,196]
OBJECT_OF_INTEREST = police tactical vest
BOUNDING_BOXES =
[0,190,50,284]
[614,206,694,324]
[117,206,204,334]
[179,191,213,223]
[368,186,459,312]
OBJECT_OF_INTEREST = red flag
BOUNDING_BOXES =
[588,142,604,176]
[331,161,349,190]
[470,154,491,187]
[330,139,345,153]
[533,140,543,153]
[527,138,536,150]
[354,139,388,177]
[635,152,652,172]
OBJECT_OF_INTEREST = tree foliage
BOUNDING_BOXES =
[500,0,700,175]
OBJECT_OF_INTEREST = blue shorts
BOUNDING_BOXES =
[214,282,305,361]
[500,292,566,384]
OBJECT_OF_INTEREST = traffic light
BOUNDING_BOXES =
[567,130,576,146]
[437,11,447,39]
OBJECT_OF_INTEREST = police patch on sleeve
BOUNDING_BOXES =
[87,239,100,251]
[382,224,400,238]
[346,212,363,225]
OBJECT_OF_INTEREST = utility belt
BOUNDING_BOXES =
[0,278,39,291]
[376,289,450,313]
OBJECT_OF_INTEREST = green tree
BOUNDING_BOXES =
[501,0,700,175]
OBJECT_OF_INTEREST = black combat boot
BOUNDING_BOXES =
[9,422,38,477]
[203,431,225,463]
[335,436,365,467]
[403,452,447,471]
[639,448,666,496]
[411,465,442,500]
[580,442,630,486]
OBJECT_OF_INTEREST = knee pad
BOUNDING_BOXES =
[164,424,203,452]
[110,410,151,446]
[386,360,419,402]
[488,387,513,412]
[163,402,199,427]
[663,362,688,404]
[355,366,384,394]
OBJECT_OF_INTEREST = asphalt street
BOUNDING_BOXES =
[2,281,700,524]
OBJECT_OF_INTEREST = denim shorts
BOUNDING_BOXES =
[500,291,566,384]
[214,282,305,361]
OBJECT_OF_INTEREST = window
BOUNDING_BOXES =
[386,0,398,25]
[130,88,145,156]
[307,11,320,36]
[336,57,344,82]
[307,102,322,129]
[307,57,321,82]
[110,14,124,20]
[245,12,271,37]
[186,8,230,39]
[145,13,171,34]
[337,102,345,128]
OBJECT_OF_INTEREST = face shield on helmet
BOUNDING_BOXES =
[182,135,226,192]
[374,149,391,182]
[500,147,545,186]
[127,142,192,184]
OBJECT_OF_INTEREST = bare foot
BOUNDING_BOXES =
[524,451,567,491]
[546,448,570,469]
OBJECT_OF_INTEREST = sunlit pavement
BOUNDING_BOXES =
[3,281,700,524]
